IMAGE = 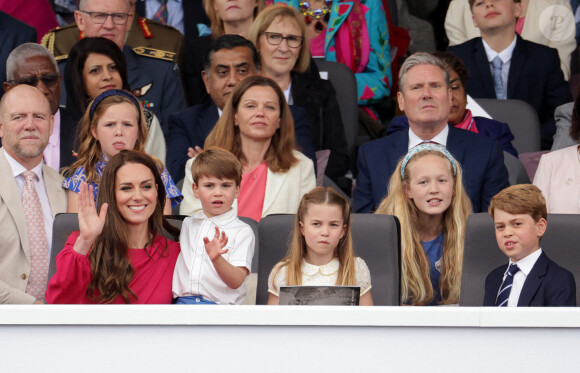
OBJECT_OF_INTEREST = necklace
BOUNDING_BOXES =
[299,0,332,32]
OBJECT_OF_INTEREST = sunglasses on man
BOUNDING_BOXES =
[7,73,60,88]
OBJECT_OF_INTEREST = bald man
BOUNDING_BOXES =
[0,85,67,304]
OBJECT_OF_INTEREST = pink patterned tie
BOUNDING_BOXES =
[22,170,49,300]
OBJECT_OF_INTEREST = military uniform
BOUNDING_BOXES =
[42,17,186,135]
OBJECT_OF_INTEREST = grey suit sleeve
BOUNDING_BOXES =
[551,102,576,151]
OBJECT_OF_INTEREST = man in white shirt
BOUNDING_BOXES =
[0,85,67,304]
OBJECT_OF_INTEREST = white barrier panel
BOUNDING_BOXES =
[2,306,580,372]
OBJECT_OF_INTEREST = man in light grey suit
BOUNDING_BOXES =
[0,85,67,304]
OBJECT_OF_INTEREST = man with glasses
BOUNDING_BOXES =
[43,0,185,135]
[3,43,80,171]
[166,35,315,184]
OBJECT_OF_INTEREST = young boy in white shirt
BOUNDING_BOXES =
[484,184,576,307]
[173,148,255,304]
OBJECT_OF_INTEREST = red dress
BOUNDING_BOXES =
[46,231,180,304]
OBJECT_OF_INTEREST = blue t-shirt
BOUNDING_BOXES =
[63,155,183,208]
[421,233,444,305]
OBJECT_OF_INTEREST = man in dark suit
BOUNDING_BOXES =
[483,184,576,307]
[166,35,315,183]
[353,52,508,213]
[4,43,80,171]
[448,0,572,150]
[0,11,37,100]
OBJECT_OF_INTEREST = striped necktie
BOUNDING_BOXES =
[491,56,505,100]
[495,263,520,307]
[153,0,168,24]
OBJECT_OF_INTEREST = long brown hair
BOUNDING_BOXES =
[63,92,148,184]
[272,187,356,287]
[86,150,175,303]
[375,149,472,305]
[204,75,298,172]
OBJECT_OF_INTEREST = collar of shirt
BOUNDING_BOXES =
[507,248,543,278]
[192,205,238,225]
[284,82,293,105]
[43,109,61,171]
[4,149,45,187]
[482,35,517,64]
[217,107,223,118]
[408,124,449,150]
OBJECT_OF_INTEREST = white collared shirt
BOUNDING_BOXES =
[4,151,54,258]
[482,35,517,95]
[408,124,449,150]
[172,208,255,304]
[284,82,293,105]
[504,248,543,307]
[145,0,184,34]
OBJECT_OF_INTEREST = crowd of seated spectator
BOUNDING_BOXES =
[1,0,580,308]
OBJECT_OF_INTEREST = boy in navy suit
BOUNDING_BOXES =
[484,184,576,307]
[448,0,572,150]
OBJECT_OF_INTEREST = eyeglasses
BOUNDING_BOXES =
[81,10,130,25]
[8,73,60,88]
[263,32,303,48]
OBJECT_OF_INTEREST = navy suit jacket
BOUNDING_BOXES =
[388,115,518,157]
[483,252,576,307]
[353,125,509,213]
[448,35,573,149]
[0,11,37,99]
[166,101,316,182]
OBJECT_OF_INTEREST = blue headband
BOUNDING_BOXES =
[400,143,457,179]
[89,89,141,121]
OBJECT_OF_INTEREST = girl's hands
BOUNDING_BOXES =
[74,182,108,255]
[204,226,229,261]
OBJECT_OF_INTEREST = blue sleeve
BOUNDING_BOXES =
[166,111,191,183]
[161,167,184,208]
[159,63,186,137]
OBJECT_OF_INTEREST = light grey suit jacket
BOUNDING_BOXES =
[0,149,67,304]
[551,102,576,151]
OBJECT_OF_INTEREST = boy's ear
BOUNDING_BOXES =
[536,218,547,238]
[192,182,200,199]
[234,184,240,199]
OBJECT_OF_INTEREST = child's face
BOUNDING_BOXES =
[493,208,546,262]
[404,154,454,219]
[299,203,346,266]
[193,175,239,217]
[471,0,522,32]
[91,102,139,158]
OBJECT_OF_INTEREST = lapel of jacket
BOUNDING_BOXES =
[473,38,496,98]
[261,166,289,215]
[200,102,220,139]
[0,149,31,261]
[446,126,466,164]
[325,1,353,53]
[507,34,525,99]
[517,251,548,306]
[123,45,141,89]
[42,163,65,218]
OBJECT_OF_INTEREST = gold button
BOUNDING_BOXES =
[21,273,27,280]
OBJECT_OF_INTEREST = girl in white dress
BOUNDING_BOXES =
[267,187,373,305]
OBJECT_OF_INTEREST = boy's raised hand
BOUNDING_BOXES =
[204,226,229,261]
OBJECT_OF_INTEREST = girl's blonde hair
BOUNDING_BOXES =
[375,149,472,305]
[63,92,148,183]
[203,0,266,38]
[247,4,311,73]
[272,187,357,286]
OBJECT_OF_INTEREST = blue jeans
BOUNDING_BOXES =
[174,295,216,304]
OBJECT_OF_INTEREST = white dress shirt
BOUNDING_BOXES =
[4,152,54,258]
[408,124,449,150]
[482,36,517,95]
[43,109,60,172]
[504,248,543,307]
